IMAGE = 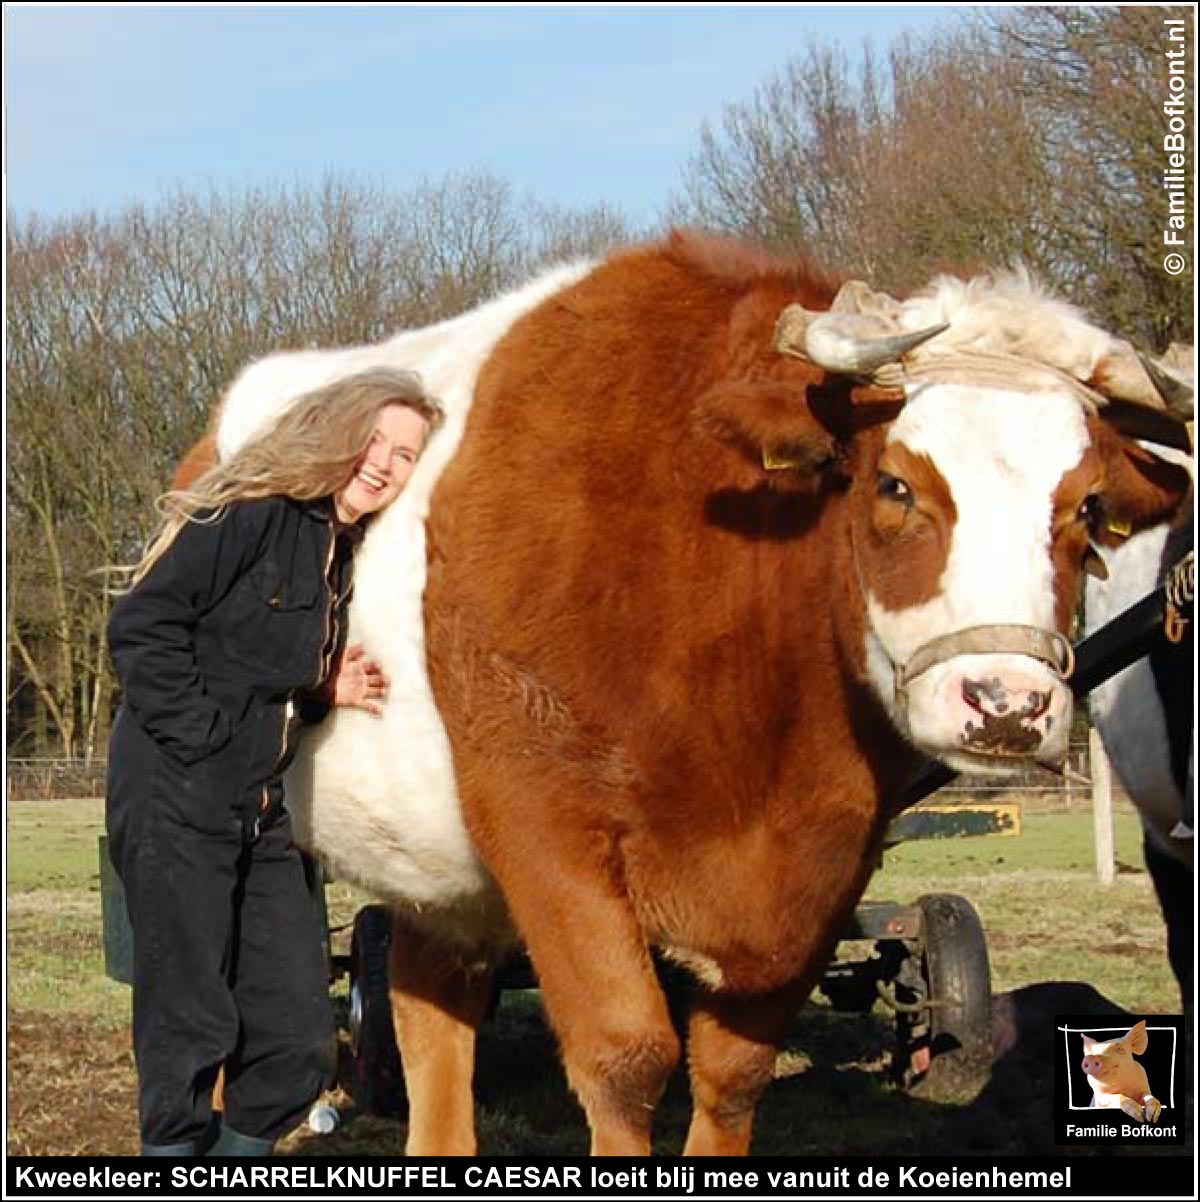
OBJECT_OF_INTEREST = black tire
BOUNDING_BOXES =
[348,905,407,1116]
[894,893,993,1097]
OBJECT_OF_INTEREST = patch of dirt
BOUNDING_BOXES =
[983,930,1061,951]
[9,988,1188,1158]
[7,1012,139,1155]
[5,1008,409,1156]
[1095,942,1162,958]
[22,927,103,958]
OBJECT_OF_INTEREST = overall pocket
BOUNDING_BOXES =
[222,558,323,681]
[150,705,259,838]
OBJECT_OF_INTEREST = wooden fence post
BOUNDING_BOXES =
[1090,727,1115,885]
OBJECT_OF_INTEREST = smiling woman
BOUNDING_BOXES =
[105,366,444,1156]
[335,403,430,524]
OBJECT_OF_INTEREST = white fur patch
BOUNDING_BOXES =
[899,267,1118,383]
[1086,441,1193,865]
[862,383,1090,763]
[217,261,595,946]
[659,945,726,990]
[866,385,1089,679]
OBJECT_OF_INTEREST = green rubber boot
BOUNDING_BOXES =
[141,1140,200,1156]
[206,1122,274,1156]
[143,1114,220,1156]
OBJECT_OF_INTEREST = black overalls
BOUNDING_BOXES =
[106,495,360,1150]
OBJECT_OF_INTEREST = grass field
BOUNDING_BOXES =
[6,794,1184,1156]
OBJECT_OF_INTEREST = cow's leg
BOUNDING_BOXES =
[682,983,809,1156]
[1143,829,1194,1013]
[388,914,494,1155]
[494,852,681,1155]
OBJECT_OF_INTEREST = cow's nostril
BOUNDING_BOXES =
[962,677,1008,715]
[1020,690,1051,720]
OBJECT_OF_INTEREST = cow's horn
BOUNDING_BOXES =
[1137,352,1194,421]
[829,279,903,316]
[800,315,950,375]
[1092,349,1194,451]
[1090,345,1195,446]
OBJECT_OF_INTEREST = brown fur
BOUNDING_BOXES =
[387,916,493,1155]
[172,432,219,490]
[1050,418,1191,632]
[1050,456,1104,634]
[851,440,958,613]
[415,237,1190,1154]
[422,237,915,1153]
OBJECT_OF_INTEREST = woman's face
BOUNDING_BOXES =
[334,403,430,523]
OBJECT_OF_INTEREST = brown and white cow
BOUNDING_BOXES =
[197,233,1189,1155]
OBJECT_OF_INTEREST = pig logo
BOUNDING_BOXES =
[1080,1020,1161,1124]
[1056,1014,1182,1145]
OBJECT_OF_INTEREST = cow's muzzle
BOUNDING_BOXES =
[895,624,1075,704]
[896,625,1075,767]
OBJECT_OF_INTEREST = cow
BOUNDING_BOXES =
[185,232,1190,1155]
[1084,344,1193,1012]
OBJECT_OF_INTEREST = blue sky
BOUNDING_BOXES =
[6,5,970,225]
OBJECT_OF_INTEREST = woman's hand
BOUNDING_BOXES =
[331,644,390,716]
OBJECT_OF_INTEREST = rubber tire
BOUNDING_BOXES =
[348,905,407,1117]
[913,892,994,1096]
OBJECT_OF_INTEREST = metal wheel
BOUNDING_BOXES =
[893,893,993,1097]
[348,905,407,1116]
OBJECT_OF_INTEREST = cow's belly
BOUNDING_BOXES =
[216,263,598,949]
[284,507,513,947]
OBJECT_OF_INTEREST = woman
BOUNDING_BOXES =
[106,366,444,1156]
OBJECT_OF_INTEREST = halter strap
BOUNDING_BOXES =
[895,624,1075,703]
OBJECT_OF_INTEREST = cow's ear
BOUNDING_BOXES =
[692,379,840,486]
[1093,421,1191,547]
[1126,1021,1149,1055]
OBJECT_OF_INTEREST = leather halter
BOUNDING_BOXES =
[851,539,1076,705]
[897,350,1109,411]
[894,624,1076,705]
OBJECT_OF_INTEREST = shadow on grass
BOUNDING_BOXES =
[282,979,1186,1158]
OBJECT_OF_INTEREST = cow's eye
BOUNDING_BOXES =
[877,473,913,506]
[1078,493,1106,530]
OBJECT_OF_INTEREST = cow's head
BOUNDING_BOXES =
[700,273,1191,775]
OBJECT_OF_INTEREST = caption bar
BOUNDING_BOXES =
[7,1156,1194,1200]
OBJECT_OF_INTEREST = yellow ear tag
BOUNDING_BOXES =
[1107,519,1133,541]
[762,448,802,471]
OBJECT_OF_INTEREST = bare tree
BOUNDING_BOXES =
[982,6,1193,346]
[674,13,1191,344]
[7,216,155,757]
[6,173,639,757]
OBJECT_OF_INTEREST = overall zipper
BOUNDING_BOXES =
[259,520,338,821]
[260,695,296,815]
[317,520,339,684]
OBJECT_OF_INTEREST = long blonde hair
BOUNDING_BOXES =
[123,366,445,587]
